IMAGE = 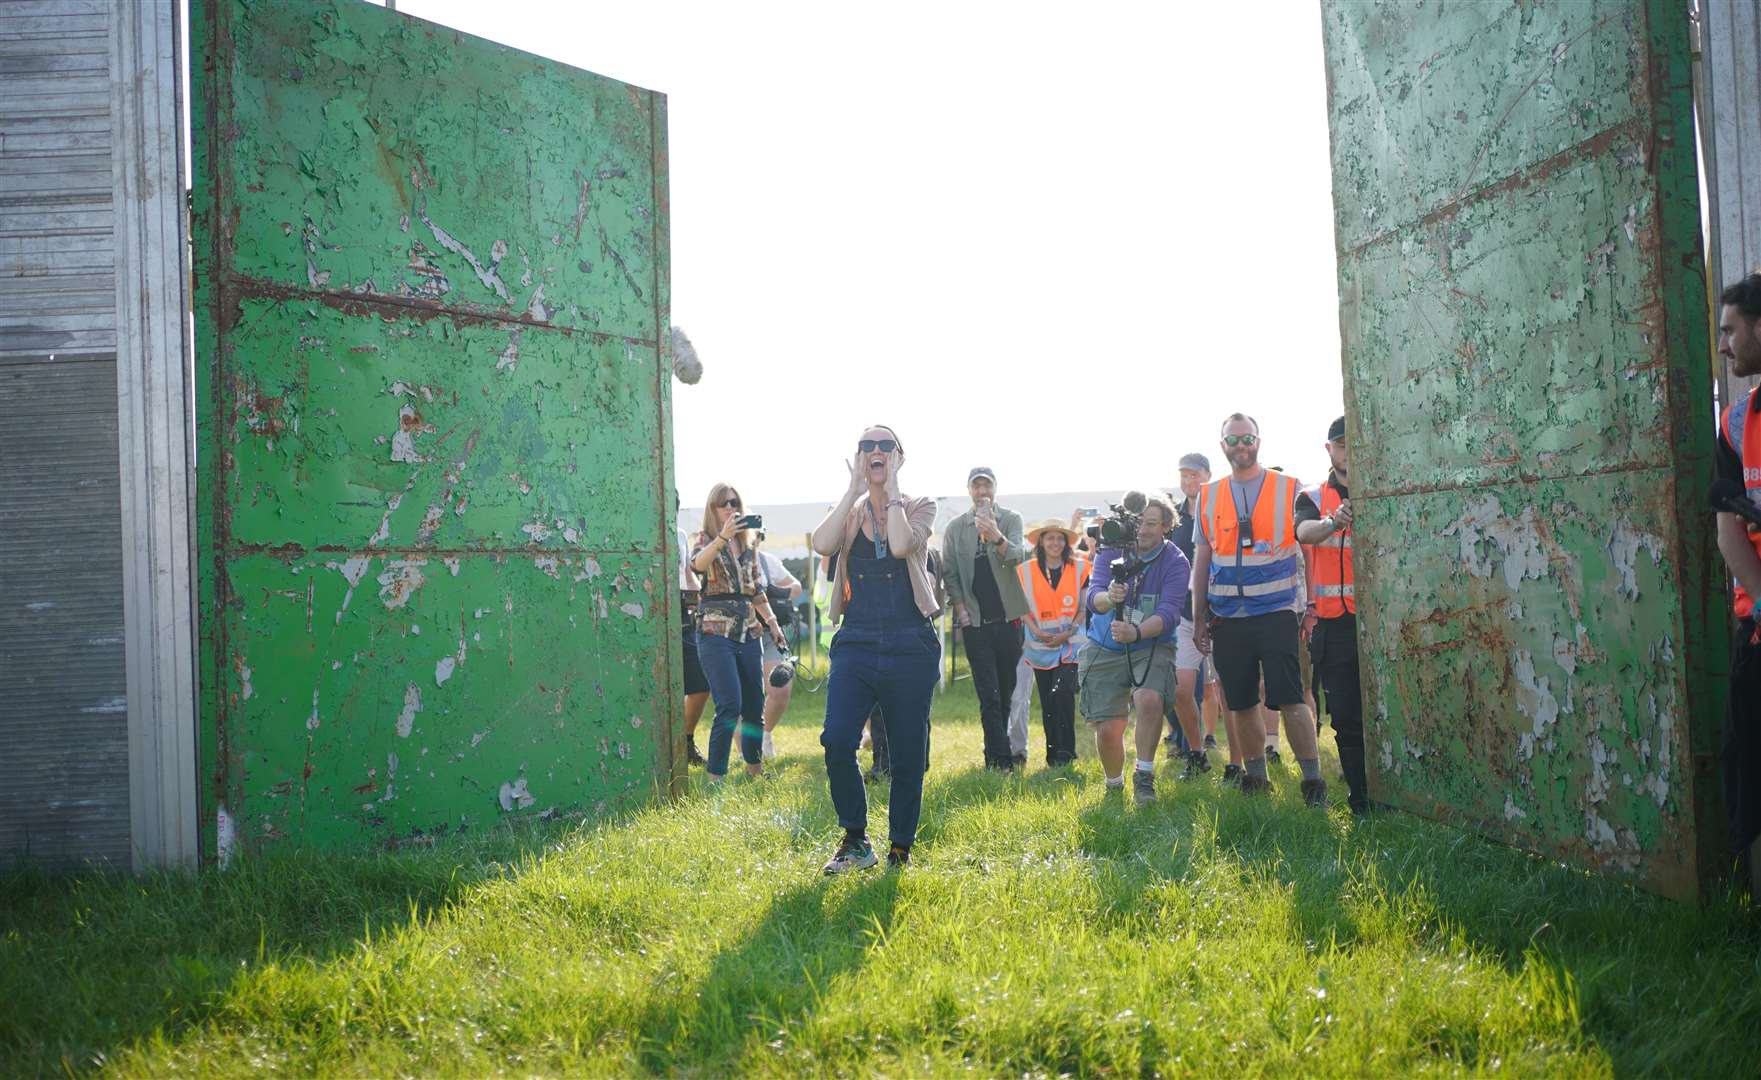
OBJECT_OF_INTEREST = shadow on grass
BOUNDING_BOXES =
[631,870,900,1072]
[0,819,574,1076]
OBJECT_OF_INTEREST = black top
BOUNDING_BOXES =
[1173,497,1200,618]
[971,549,1006,623]
[1718,433,1743,487]
[1294,474,1350,522]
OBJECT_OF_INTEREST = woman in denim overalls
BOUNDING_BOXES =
[810,426,942,873]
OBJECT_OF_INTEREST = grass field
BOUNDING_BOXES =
[3,675,1759,1077]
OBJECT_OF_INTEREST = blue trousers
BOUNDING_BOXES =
[699,633,763,775]
[821,635,940,848]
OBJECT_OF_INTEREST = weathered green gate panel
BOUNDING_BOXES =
[192,0,678,856]
[1321,0,1722,898]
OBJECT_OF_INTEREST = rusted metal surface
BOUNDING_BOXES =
[1322,0,1723,898]
[192,0,677,857]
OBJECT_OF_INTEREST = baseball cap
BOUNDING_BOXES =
[968,466,996,485]
[1177,452,1210,473]
[1327,416,1346,442]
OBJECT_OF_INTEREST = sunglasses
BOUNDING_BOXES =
[719,497,742,508]
[857,439,898,453]
[1222,434,1259,447]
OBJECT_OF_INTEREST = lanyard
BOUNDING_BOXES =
[865,497,888,559]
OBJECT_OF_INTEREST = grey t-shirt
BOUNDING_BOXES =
[1230,473,1267,533]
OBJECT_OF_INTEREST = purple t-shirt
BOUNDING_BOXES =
[1084,540,1189,653]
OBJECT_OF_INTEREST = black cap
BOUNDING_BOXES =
[1327,416,1346,442]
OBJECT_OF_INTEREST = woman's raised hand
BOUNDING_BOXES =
[717,512,741,542]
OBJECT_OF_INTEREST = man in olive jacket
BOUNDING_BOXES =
[942,466,1031,770]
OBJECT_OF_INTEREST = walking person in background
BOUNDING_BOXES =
[691,484,790,782]
[813,426,942,873]
[677,521,713,767]
[1165,453,1216,780]
[1191,415,1328,806]
[1019,518,1089,767]
[754,534,803,762]
[1079,495,1189,804]
[941,467,1031,771]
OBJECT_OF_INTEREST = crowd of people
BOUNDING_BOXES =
[663,271,1761,884]
[675,412,1365,875]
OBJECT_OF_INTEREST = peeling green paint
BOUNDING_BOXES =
[192,0,677,857]
[1322,0,1723,899]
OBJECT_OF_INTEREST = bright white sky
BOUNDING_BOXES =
[399,0,1345,503]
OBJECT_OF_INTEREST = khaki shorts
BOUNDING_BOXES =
[1078,641,1178,723]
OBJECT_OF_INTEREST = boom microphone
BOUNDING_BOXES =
[669,326,703,385]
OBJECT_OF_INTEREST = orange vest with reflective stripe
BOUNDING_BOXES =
[1300,479,1354,618]
[1018,554,1088,668]
[1719,387,1761,618]
[1197,470,1303,618]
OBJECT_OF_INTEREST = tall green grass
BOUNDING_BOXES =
[2,679,1756,1077]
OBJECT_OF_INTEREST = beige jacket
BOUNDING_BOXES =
[816,495,941,624]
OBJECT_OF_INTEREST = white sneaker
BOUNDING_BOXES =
[762,731,776,761]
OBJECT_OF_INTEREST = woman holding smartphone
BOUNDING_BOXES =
[811,425,942,872]
[691,482,789,781]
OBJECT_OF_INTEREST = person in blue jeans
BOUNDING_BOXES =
[690,482,790,781]
[811,425,943,872]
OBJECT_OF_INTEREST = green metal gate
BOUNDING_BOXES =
[191,0,679,857]
[1321,0,1723,898]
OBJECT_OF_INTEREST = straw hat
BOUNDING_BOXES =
[1025,517,1080,546]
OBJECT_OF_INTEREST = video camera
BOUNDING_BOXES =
[1084,491,1152,583]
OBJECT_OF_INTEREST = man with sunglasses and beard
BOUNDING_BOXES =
[1191,414,1328,807]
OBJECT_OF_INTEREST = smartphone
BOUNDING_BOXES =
[737,513,764,530]
[1077,506,1101,517]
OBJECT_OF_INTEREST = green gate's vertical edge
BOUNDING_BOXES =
[189,0,223,863]
[651,87,685,799]
[1645,0,1729,892]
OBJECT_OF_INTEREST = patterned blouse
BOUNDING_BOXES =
[691,533,766,640]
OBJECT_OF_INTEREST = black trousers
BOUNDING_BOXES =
[1728,620,1761,854]
[963,621,1023,765]
[1311,614,1362,750]
[1034,663,1078,765]
[1312,613,1368,809]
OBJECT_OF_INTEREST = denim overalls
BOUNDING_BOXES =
[821,540,942,850]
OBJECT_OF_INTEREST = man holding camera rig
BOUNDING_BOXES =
[1079,492,1191,803]
[1191,414,1328,807]
[942,467,1031,771]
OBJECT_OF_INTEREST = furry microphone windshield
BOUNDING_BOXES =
[669,326,703,385]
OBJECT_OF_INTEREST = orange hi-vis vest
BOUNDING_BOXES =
[1018,554,1088,668]
[1197,469,1303,618]
[1720,386,1761,617]
[1299,478,1355,619]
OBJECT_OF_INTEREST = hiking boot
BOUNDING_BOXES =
[822,835,877,875]
[1301,777,1329,808]
[1221,763,1243,787]
[886,843,910,869]
[1012,752,1028,771]
[1132,769,1156,806]
[1240,773,1271,796]
[1203,734,1217,752]
[1180,749,1212,780]
[1265,748,1283,767]
[685,740,706,767]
